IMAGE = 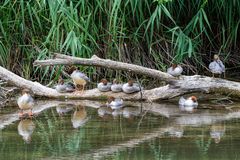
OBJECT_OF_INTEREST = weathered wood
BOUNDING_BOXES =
[0,65,184,101]
[33,53,176,82]
[0,65,204,101]
[2,54,240,101]
[0,66,59,97]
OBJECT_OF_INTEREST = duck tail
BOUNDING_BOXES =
[178,96,186,105]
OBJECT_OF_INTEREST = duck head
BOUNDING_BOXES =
[128,80,134,86]
[213,54,220,61]
[69,66,78,73]
[190,96,197,102]
[100,79,108,85]
[22,89,31,95]
[107,96,115,103]
[58,78,64,85]
[172,64,178,70]
[113,79,119,84]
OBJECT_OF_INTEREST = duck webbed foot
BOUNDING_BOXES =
[223,72,226,78]
[28,109,33,118]
[18,110,24,119]
[212,73,215,78]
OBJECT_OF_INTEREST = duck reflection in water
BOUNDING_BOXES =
[71,106,89,129]
[98,105,113,119]
[166,126,184,138]
[179,105,197,113]
[18,119,35,144]
[112,109,123,119]
[56,104,73,116]
[210,123,225,144]
[122,106,141,119]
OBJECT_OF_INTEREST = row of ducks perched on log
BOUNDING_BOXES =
[17,54,224,118]
[17,66,142,118]
[56,54,225,94]
[55,66,142,94]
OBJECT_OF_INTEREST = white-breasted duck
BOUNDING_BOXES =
[70,66,90,94]
[167,64,183,77]
[17,89,34,118]
[209,54,225,78]
[111,79,123,92]
[106,96,123,110]
[122,80,142,94]
[97,79,112,92]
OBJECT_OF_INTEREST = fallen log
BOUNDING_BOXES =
[1,54,240,101]
[33,54,240,99]
[0,64,191,101]
[34,53,175,82]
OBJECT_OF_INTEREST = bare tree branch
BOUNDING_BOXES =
[33,53,175,82]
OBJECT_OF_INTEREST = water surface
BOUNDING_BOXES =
[0,100,240,160]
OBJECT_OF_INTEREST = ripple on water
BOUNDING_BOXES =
[0,100,240,159]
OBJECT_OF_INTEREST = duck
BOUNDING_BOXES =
[122,80,142,94]
[71,106,89,129]
[55,78,75,93]
[167,64,183,77]
[111,79,123,92]
[70,66,90,94]
[106,96,123,110]
[179,96,198,107]
[17,89,34,118]
[56,104,73,116]
[18,119,35,143]
[209,54,225,78]
[97,79,112,92]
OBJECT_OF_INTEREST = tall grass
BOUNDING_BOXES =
[0,0,239,83]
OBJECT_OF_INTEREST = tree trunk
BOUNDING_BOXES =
[1,54,240,101]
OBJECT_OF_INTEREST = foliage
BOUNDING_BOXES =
[0,0,239,82]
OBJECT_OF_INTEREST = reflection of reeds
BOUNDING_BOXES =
[195,136,212,156]
[31,104,165,156]
[1,102,240,159]
[148,140,176,160]
[35,108,89,156]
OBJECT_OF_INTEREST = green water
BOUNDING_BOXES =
[0,101,240,160]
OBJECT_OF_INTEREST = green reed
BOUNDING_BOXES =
[0,0,239,83]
